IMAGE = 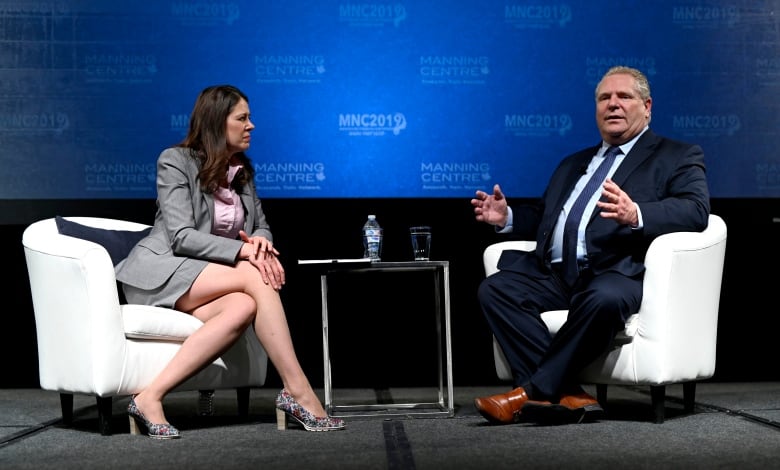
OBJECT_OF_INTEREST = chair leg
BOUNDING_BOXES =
[595,384,607,408]
[650,385,666,424]
[59,393,74,425]
[683,382,696,413]
[96,396,113,436]
[198,390,215,416]
[236,386,250,417]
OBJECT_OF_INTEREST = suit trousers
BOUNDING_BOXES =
[477,259,642,399]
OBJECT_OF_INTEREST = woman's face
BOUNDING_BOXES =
[225,98,254,154]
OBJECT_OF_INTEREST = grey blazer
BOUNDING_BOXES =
[116,147,273,304]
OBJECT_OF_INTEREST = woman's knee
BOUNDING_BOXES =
[224,292,257,326]
[236,260,262,284]
[236,261,278,295]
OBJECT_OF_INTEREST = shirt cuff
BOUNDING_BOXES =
[496,207,514,233]
[632,203,644,229]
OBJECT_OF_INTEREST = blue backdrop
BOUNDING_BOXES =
[1,1,777,199]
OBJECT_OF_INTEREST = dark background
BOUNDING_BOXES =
[4,197,778,389]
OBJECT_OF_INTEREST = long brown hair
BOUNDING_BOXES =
[178,84,255,193]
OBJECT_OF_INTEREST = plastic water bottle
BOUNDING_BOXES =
[362,215,383,261]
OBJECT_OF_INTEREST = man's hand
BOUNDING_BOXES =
[597,178,639,227]
[471,184,509,227]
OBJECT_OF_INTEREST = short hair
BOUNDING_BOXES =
[595,66,651,101]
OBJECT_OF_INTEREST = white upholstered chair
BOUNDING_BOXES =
[483,214,727,423]
[22,217,268,435]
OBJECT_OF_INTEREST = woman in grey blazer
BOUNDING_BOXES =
[116,85,345,437]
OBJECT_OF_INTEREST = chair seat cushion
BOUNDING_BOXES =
[540,310,569,335]
[121,304,203,341]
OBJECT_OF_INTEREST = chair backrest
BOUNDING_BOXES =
[483,215,727,285]
[24,216,270,399]
[22,217,150,392]
[622,213,727,380]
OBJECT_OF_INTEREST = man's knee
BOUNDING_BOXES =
[477,276,500,307]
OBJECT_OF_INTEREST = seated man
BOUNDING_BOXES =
[470,66,710,424]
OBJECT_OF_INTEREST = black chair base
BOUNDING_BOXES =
[59,386,252,436]
[595,382,697,424]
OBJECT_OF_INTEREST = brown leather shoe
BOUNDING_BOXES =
[522,390,604,424]
[559,390,605,421]
[559,391,603,413]
[474,387,546,424]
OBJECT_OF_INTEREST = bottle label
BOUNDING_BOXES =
[364,226,382,259]
[364,228,381,243]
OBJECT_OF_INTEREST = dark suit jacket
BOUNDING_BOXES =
[498,129,711,279]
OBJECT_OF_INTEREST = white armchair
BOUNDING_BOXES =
[483,214,727,423]
[22,217,269,435]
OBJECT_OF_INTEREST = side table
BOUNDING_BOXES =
[302,260,454,418]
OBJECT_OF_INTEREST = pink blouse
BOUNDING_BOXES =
[212,162,245,239]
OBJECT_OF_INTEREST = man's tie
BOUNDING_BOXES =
[561,146,621,284]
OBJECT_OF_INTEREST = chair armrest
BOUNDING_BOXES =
[632,214,727,377]
[483,240,537,276]
[23,219,128,393]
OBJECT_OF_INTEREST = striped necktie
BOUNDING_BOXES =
[561,146,621,284]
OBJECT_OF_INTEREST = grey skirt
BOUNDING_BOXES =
[121,257,208,309]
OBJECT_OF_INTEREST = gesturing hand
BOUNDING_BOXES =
[596,178,639,227]
[471,184,509,227]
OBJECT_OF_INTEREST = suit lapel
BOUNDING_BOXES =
[202,192,215,228]
[611,130,660,185]
[550,144,601,213]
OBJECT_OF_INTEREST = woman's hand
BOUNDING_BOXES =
[239,230,279,258]
[239,231,285,289]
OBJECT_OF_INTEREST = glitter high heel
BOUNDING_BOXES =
[275,389,345,432]
[127,396,181,439]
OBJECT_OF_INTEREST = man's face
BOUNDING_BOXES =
[225,98,254,154]
[595,73,652,145]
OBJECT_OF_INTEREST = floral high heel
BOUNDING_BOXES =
[127,396,181,439]
[275,389,346,432]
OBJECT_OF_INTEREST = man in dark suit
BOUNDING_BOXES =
[470,66,710,424]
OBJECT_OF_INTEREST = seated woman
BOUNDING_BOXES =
[116,84,345,438]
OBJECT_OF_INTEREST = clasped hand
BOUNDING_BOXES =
[239,230,285,290]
